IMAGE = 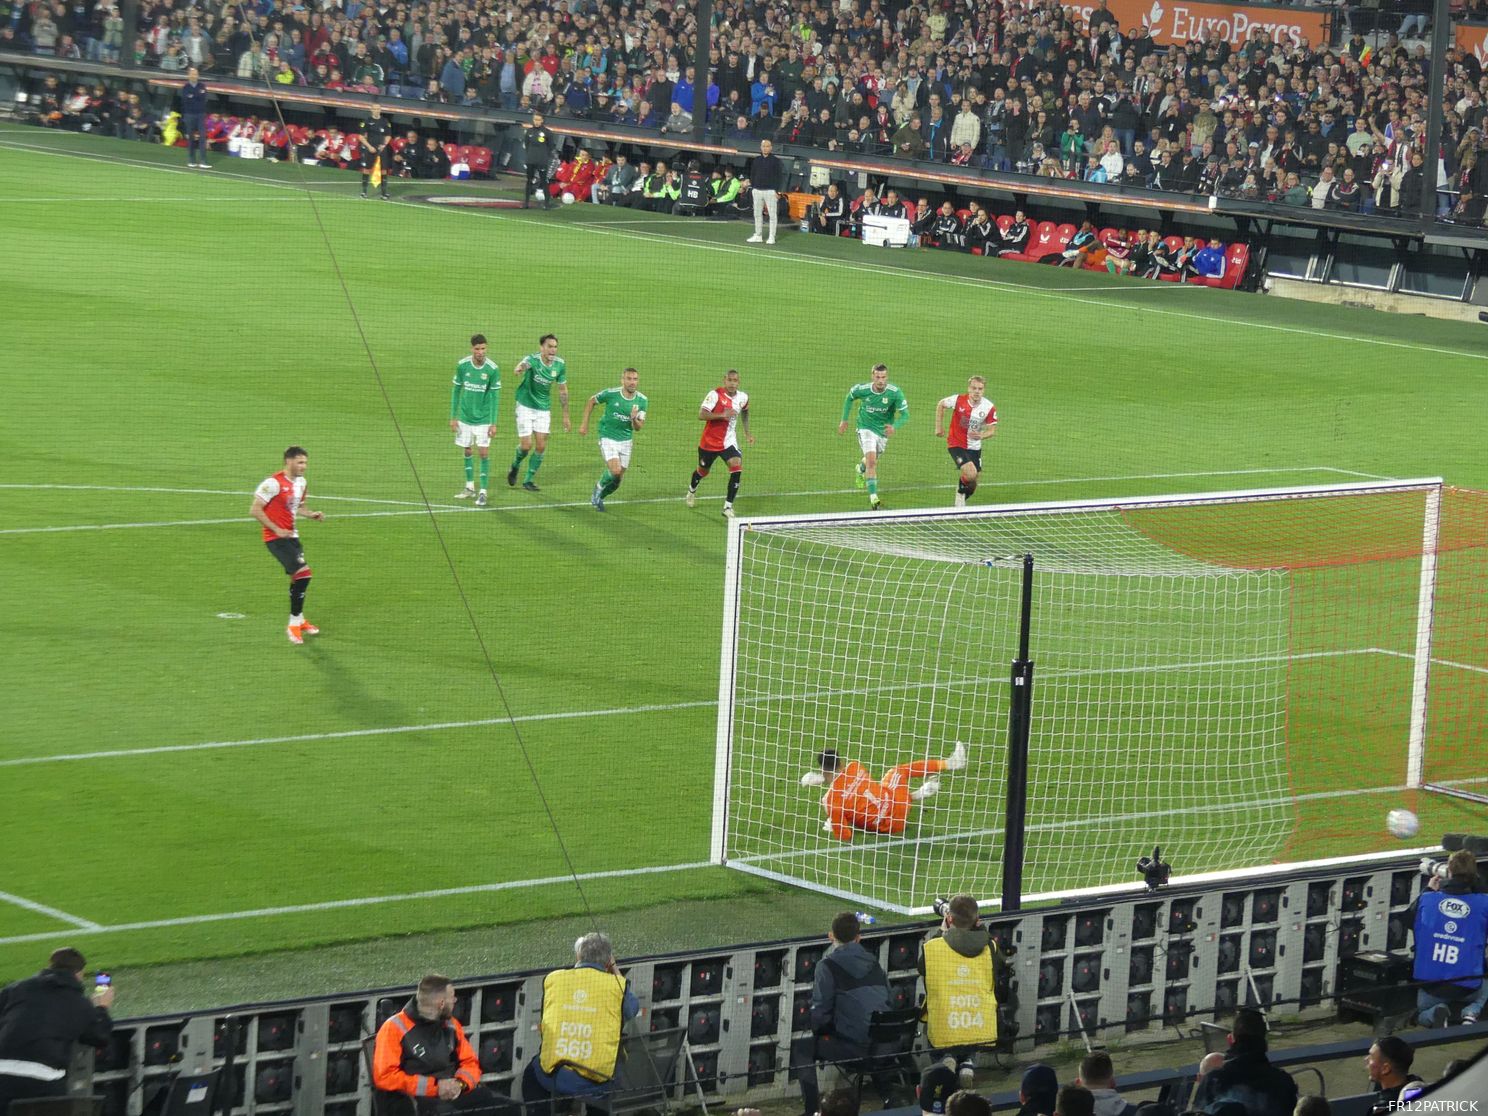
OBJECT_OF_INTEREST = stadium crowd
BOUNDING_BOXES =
[5,0,1488,223]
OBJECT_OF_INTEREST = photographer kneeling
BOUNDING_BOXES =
[1410,849,1488,1027]
[918,894,1005,1087]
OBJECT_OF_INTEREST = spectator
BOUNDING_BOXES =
[1365,1036,1421,1106]
[813,183,849,235]
[892,117,929,160]
[1193,239,1227,282]
[417,136,451,180]
[1331,169,1362,212]
[1311,167,1337,209]
[919,1059,959,1116]
[1189,1008,1298,1116]
[746,138,782,246]
[928,201,966,250]
[522,932,639,1108]
[1098,141,1124,181]
[372,974,502,1115]
[1018,1064,1059,1116]
[1410,850,1488,1027]
[0,948,115,1115]
[594,153,638,205]
[797,912,894,1116]
[1282,173,1310,206]
[993,210,1031,257]
[179,66,208,169]
[1075,1052,1133,1116]
[662,101,692,134]
[949,1092,993,1116]
[1055,1086,1094,1116]
[950,100,981,155]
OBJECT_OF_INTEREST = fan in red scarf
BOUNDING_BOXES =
[685,369,754,518]
[934,376,997,507]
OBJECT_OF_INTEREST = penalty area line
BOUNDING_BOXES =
[0,890,101,930]
[0,861,711,947]
[0,466,1373,536]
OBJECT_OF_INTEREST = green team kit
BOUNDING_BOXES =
[450,354,501,499]
[510,351,568,489]
[594,387,649,441]
[842,379,909,507]
[445,352,949,511]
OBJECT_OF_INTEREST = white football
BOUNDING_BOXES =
[1386,808,1420,839]
[533,190,546,202]
[561,191,576,204]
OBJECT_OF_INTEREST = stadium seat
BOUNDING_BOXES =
[1054,223,1076,247]
[955,208,972,221]
[1098,227,1116,243]
[1022,220,1058,260]
[995,215,1013,233]
[388,136,406,153]
[1215,243,1250,289]
[466,146,493,176]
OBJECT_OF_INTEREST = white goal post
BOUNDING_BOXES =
[711,478,1448,915]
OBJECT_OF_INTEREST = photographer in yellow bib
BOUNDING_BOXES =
[522,932,640,1106]
[918,895,1008,1088]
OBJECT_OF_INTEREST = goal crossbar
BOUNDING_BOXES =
[712,477,1461,911]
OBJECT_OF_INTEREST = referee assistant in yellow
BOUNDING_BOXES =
[522,932,640,1106]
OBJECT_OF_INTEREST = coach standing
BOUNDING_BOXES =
[524,111,554,209]
[747,138,783,245]
[0,948,115,1114]
[180,65,208,168]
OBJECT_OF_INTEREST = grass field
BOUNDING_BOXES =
[3,126,1487,997]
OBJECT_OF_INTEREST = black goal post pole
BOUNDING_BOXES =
[1001,553,1035,912]
[691,0,711,145]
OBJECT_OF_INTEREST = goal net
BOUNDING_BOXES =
[710,479,1487,914]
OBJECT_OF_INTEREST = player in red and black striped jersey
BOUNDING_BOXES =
[249,446,324,645]
[685,369,754,518]
[934,376,997,507]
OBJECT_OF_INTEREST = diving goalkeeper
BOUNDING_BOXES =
[801,743,967,842]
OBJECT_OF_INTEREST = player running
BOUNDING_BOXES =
[508,333,571,492]
[800,744,968,842]
[686,369,754,518]
[838,363,908,510]
[450,333,501,506]
[250,446,325,645]
[934,376,997,507]
[580,368,648,512]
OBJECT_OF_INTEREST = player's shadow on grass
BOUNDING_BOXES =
[302,640,415,729]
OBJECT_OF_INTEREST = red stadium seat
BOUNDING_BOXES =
[1098,227,1116,243]
[1054,222,1076,246]
[466,146,493,176]
[1025,220,1058,259]
[389,136,406,153]
[1199,243,1250,289]
[956,207,972,221]
[996,215,1013,233]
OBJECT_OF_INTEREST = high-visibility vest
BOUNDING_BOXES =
[539,967,626,1083]
[922,937,998,1049]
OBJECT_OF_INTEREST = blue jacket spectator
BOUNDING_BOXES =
[439,57,465,99]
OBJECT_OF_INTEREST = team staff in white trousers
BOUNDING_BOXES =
[747,139,784,245]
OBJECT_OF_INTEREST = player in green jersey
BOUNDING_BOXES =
[508,333,571,492]
[449,333,501,506]
[579,368,648,512]
[837,363,908,509]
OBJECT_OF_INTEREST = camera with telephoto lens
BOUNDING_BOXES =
[932,897,952,918]
[1420,857,1450,881]
[1137,847,1172,890]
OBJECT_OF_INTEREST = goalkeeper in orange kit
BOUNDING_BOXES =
[800,743,968,841]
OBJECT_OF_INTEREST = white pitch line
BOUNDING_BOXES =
[0,467,1379,536]
[0,483,464,510]
[0,196,358,203]
[744,773,1488,867]
[7,769,1487,946]
[0,645,1375,769]
[0,889,101,930]
[415,204,1488,362]
[4,135,1481,362]
[0,860,710,947]
[1374,647,1488,677]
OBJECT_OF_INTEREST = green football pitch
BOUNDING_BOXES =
[3,127,1487,992]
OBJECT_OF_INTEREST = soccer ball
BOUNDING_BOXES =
[561,191,576,205]
[532,191,546,202]
[1386,808,1420,839]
